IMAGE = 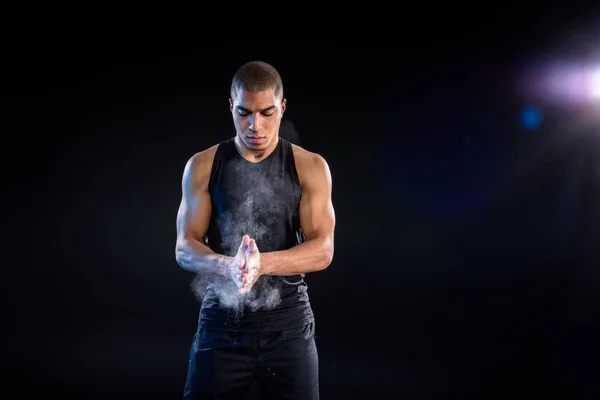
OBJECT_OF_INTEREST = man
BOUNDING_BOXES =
[175,60,336,399]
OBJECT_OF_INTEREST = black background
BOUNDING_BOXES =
[5,7,600,399]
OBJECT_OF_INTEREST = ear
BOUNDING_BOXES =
[281,98,287,114]
[229,98,233,112]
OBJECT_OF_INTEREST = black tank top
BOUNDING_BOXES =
[199,136,314,332]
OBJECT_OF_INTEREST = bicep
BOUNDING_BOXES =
[299,156,336,241]
[176,157,213,242]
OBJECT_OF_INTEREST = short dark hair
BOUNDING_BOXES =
[230,61,284,100]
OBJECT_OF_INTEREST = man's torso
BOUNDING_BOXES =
[199,137,315,332]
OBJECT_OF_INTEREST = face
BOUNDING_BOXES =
[229,87,286,152]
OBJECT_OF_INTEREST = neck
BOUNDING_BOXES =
[234,135,279,163]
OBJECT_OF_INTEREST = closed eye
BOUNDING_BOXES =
[236,105,276,117]
[238,111,274,117]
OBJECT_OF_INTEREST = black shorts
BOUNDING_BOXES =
[183,321,319,400]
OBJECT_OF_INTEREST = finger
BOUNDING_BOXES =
[240,285,251,294]
[248,239,257,253]
[238,235,249,251]
[242,274,254,288]
[233,271,243,288]
[243,276,256,291]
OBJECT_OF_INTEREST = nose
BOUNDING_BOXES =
[248,113,262,132]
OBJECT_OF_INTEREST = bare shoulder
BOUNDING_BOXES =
[182,144,220,187]
[190,144,219,168]
[291,143,330,166]
[291,143,332,187]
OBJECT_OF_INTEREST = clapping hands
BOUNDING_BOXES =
[230,235,262,294]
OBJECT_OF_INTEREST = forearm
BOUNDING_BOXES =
[175,237,232,277]
[262,236,333,276]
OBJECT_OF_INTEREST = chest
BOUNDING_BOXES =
[211,158,301,218]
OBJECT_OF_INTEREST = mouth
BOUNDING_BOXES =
[247,136,266,144]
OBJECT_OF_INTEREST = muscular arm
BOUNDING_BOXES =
[175,147,232,277]
[261,151,336,276]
